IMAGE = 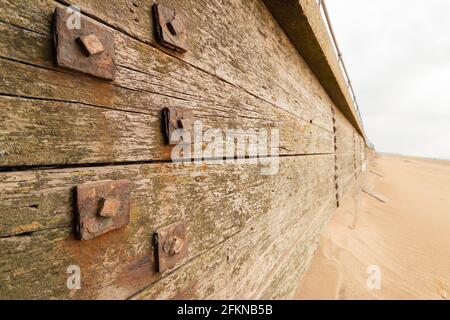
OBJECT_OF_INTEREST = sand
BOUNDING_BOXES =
[295,154,450,300]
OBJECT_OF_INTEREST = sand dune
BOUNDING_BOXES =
[295,154,450,300]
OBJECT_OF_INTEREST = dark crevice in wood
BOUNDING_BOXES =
[0,49,333,135]
[117,63,332,132]
[0,223,71,239]
[0,153,335,173]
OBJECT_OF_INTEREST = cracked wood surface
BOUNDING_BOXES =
[0,0,366,300]
[0,19,333,167]
[0,156,334,299]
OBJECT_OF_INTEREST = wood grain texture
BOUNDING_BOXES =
[332,106,365,202]
[58,0,336,129]
[0,155,335,299]
[0,0,368,300]
[132,198,335,300]
[0,19,333,167]
[0,0,336,130]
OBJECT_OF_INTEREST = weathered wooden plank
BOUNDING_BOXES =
[337,167,362,201]
[335,108,357,139]
[131,196,335,300]
[336,141,357,156]
[0,0,334,131]
[2,95,330,167]
[262,0,365,137]
[0,96,164,166]
[65,0,336,130]
[336,153,357,177]
[0,156,335,238]
[0,19,333,166]
[0,155,335,299]
[257,200,335,299]
[339,173,358,201]
[335,108,361,167]
[335,148,360,201]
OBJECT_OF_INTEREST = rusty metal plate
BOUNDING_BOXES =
[163,107,193,145]
[76,180,130,240]
[152,4,189,53]
[154,222,188,272]
[54,7,116,80]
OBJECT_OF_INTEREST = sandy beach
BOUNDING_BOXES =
[295,154,450,300]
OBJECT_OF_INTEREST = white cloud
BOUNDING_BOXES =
[326,0,450,159]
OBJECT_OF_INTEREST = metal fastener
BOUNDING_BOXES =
[163,107,193,145]
[153,4,189,52]
[154,222,188,272]
[77,34,105,56]
[76,180,130,240]
[54,7,116,80]
[177,118,191,129]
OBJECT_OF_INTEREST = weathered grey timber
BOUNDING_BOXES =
[0,0,368,299]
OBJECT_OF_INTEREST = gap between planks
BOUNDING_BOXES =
[0,153,336,173]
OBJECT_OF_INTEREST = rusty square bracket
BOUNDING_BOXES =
[154,222,188,272]
[54,7,116,80]
[76,180,130,241]
[163,107,193,145]
[152,4,189,53]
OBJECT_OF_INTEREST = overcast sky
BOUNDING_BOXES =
[326,0,450,160]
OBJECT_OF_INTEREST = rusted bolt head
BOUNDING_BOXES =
[163,236,184,255]
[77,34,105,56]
[98,197,121,218]
[167,21,177,36]
[166,15,183,36]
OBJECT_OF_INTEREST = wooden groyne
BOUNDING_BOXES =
[0,0,368,299]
